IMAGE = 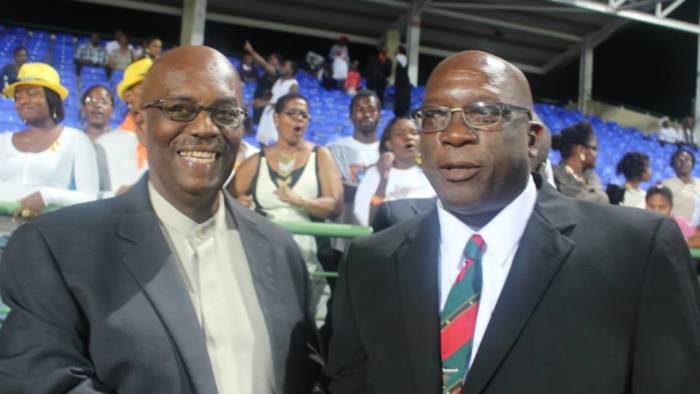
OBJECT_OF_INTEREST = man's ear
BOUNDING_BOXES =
[527,121,544,158]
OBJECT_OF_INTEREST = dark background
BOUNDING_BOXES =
[3,0,698,118]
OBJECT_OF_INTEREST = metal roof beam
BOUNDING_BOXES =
[73,0,380,45]
[608,0,628,8]
[656,0,687,18]
[358,0,582,42]
[423,6,582,42]
[429,3,595,12]
[547,0,700,35]
[542,18,628,73]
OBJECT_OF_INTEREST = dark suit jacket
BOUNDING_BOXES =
[371,197,436,233]
[0,177,319,394]
[327,176,700,394]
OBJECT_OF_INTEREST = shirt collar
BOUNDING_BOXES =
[437,175,537,267]
[148,181,229,238]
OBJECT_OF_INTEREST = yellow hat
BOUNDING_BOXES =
[3,63,69,100]
[117,58,153,100]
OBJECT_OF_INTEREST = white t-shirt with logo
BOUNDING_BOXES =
[353,165,436,226]
[327,136,381,184]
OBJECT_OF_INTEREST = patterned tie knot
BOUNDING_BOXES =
[463,234,486,262]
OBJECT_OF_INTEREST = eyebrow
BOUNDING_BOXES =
[165,96,240,106]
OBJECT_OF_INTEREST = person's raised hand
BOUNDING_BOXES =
[377,152,395,179]
[243,40,253,53]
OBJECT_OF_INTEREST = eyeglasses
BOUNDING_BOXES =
[411,101,532,133]
[141,98,247,128]
[84,97,113,107]
[281,109,311,121]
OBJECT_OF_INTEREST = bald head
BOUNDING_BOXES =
[427,50,533,109]
[142,45,241,104]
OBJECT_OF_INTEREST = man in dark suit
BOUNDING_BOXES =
[327,50,700,393]
[0,46,318,393]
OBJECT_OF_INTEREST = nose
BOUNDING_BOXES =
[439,110,479,147]
[187,109,220,138]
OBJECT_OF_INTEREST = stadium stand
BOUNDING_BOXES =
[0,23,697,193]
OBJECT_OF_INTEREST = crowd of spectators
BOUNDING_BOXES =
[1,28,700,323]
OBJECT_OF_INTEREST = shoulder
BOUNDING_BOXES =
[20,196,126,243]
[0,131,12,146]
[660,176,679,186]
[349,209,432,262]
[326,136,351,148]
[95,129,137,145]
[61,127,94,150]
[61,127,91,143]
[548,190,668,241]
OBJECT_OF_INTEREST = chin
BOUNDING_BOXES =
[177,176,224,197]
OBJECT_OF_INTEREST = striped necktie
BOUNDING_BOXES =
[440,234,486,394]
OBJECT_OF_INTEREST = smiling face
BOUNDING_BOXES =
[141,46,242,205]
[419,51,535,221]
[14,85,50,123]
[384,118,419,166]
[83,86,113,128]
[274,97,310,146]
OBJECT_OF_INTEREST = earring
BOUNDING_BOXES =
[579,153,586,161]
[52,111,58,121]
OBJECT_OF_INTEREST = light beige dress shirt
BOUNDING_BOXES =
[149,183,275,394]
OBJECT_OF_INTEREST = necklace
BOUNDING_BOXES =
[276,149,297,186]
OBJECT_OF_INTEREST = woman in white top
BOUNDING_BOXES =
[0,62,98,218]
[617,151,651,209]
[354,117,436,226]
[232,93,343,310]
[256,59,299,145]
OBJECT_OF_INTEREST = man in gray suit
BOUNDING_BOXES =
[0,46,319,393]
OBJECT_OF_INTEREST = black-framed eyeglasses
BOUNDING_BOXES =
[411,101,532,133]
[141,98,247,128]
[281,109,311,121]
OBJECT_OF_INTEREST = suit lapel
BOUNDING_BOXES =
[396,209,443,393]
[462,184,576,394]
[117,179,218,394]
[223,194,283,370]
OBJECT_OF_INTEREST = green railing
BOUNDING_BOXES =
[0,202,60,217]
[272,220,372,238]
[690,249,700,259]
[272,220,373,279]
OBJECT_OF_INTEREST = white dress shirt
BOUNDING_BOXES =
[149,184,275,394]
[437,176,537,370]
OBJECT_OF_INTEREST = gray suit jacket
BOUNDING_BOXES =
[0,177,319,393]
